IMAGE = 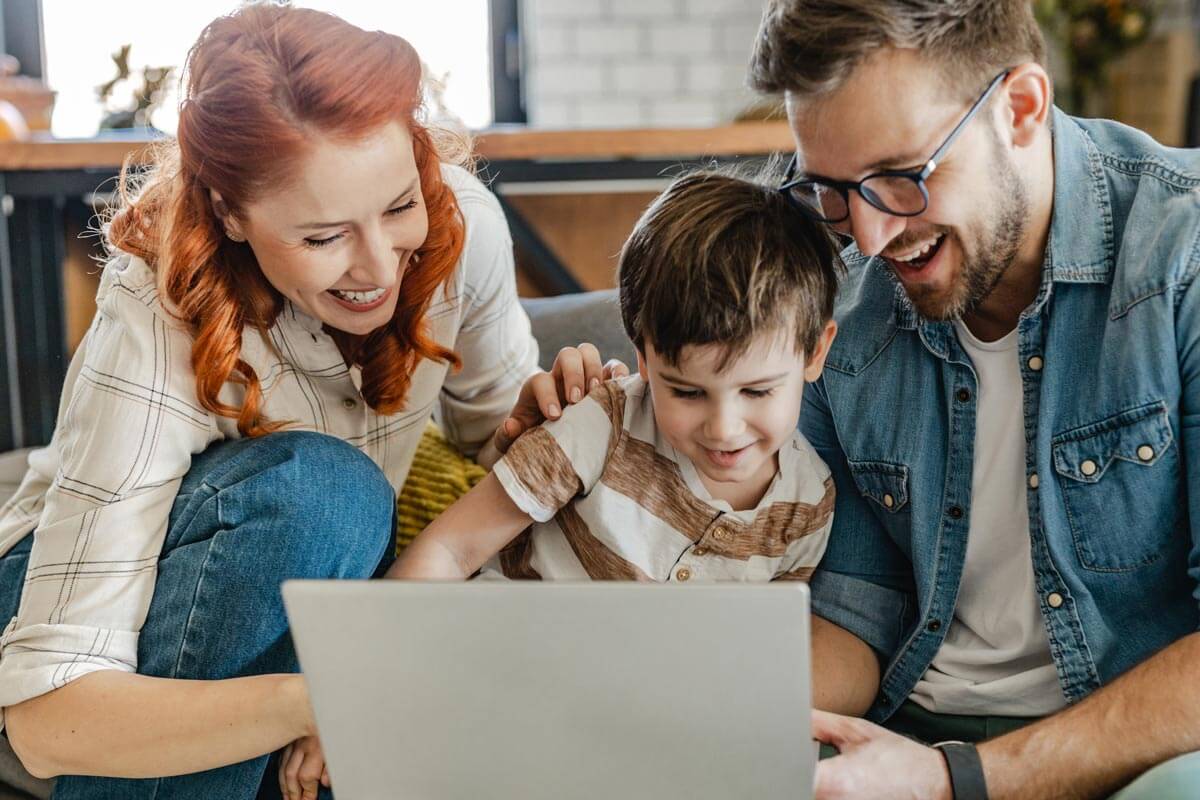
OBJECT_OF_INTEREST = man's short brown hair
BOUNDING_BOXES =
[618,168,843,369]
[748,0,1046,101]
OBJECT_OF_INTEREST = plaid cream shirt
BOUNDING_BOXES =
[0,165,538,726]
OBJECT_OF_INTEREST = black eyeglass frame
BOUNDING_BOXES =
[779,69,1012,224]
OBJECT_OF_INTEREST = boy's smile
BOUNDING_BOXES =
[638,322,835,511]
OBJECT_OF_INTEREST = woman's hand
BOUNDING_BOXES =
[485,343,629,462]
[279,735,330,800]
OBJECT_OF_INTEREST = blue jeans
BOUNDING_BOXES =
[1,431,395,799]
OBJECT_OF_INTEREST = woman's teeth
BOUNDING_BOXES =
[330,287,386,305]
[894,233,945,263]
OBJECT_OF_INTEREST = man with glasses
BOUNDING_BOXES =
[750,1,1200,798]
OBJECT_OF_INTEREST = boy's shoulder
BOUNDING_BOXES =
[778,429,833,501]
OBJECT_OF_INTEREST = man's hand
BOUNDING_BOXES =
[279,735,329,800]
[490,343,629,456]
[813,710,951,800]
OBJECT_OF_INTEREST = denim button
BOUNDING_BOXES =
[948,506,963,519]
[1080,459,1098,476]
[956,388,971,402]
[883,493,895,508]
[927,619,942,632]
[1028,473,1039,489]
[1028,355,1044,371]
[1047,593,1064,609]
[1137,445,1154,462]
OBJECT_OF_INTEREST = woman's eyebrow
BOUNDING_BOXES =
[296,179,419,229]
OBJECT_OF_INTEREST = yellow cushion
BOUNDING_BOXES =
[396,421,486,553]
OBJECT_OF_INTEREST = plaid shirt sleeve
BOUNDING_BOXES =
[436,166,539,457]
[0,259,219,726]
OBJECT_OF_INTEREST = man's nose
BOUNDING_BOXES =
[845,192,906,258]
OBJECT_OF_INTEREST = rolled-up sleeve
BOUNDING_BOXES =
[437,169,539,456]
[0,267,218,727]
[800,376,916,660]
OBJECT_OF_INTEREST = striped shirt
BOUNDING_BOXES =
[491,375,834,582]
[0,164,539,727]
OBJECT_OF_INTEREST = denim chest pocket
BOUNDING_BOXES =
[1052,402,1180,571]
[847,460,911,536]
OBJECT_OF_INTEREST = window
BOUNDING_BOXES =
[41,0,498,138]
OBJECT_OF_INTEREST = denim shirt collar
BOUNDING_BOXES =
[1044,107,1115,284]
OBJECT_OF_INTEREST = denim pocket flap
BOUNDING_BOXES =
[847,460,910,512]
[1052,402,1173,484]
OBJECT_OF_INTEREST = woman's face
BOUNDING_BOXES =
[227,121,429,336]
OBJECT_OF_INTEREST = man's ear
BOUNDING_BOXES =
[803,320,838,382]
[1001,63,1052,150]
[636,348,649,382]
[209,189,246,242]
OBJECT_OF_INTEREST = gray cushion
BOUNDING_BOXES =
[521,290,636,374]
[0,737,50,798]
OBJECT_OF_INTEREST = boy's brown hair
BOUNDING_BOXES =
[618,168,843,369]
[748,0,1046,102]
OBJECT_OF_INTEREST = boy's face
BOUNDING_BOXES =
[638,321,836,508]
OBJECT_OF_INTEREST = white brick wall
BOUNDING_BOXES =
[523,0,765,128]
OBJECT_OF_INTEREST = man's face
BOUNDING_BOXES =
[787,50,1029,321]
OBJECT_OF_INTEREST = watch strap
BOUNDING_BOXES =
[935,741,989,800]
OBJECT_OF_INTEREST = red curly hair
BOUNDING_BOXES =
[108,4,466,436]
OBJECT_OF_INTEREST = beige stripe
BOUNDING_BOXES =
[503,426,583,511]
[709,476,835,561]
[601,434,721,542]
[587,379,626,464]
[499,528,542,580]
[556,503,652,581]
[773,566,815,582]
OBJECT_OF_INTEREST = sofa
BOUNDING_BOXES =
[0,290,631,797]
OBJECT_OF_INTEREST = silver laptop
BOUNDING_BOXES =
[283,581,815,800]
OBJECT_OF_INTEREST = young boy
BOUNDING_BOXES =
[279,170,845,798]
[388,169,844,583]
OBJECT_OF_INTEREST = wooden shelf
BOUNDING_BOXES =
[0,121,794,171]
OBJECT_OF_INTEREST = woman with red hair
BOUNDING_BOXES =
[0,5,611,797]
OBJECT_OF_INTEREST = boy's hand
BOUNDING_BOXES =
[279,734,330,800]
[491,343,629,455]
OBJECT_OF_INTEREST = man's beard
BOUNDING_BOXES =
[902,154,1029,322]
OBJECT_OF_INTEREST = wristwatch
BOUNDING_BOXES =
[933,740,989,800]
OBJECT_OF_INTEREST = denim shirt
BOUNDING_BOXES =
[802,108,1200,724]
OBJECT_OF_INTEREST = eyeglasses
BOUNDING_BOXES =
[778,70,1011,224]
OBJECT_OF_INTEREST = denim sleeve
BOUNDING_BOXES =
[801,375,916,660]
[1175,263,1200,620]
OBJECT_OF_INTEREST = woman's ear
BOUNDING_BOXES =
[209,189,246,242]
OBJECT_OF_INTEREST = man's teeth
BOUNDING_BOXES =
[330,287,386,304]
[893,234,945,263]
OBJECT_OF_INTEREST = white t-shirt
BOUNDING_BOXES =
[908,321,1066,716]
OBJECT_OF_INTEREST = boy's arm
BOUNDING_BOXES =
[386,472,533,580]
